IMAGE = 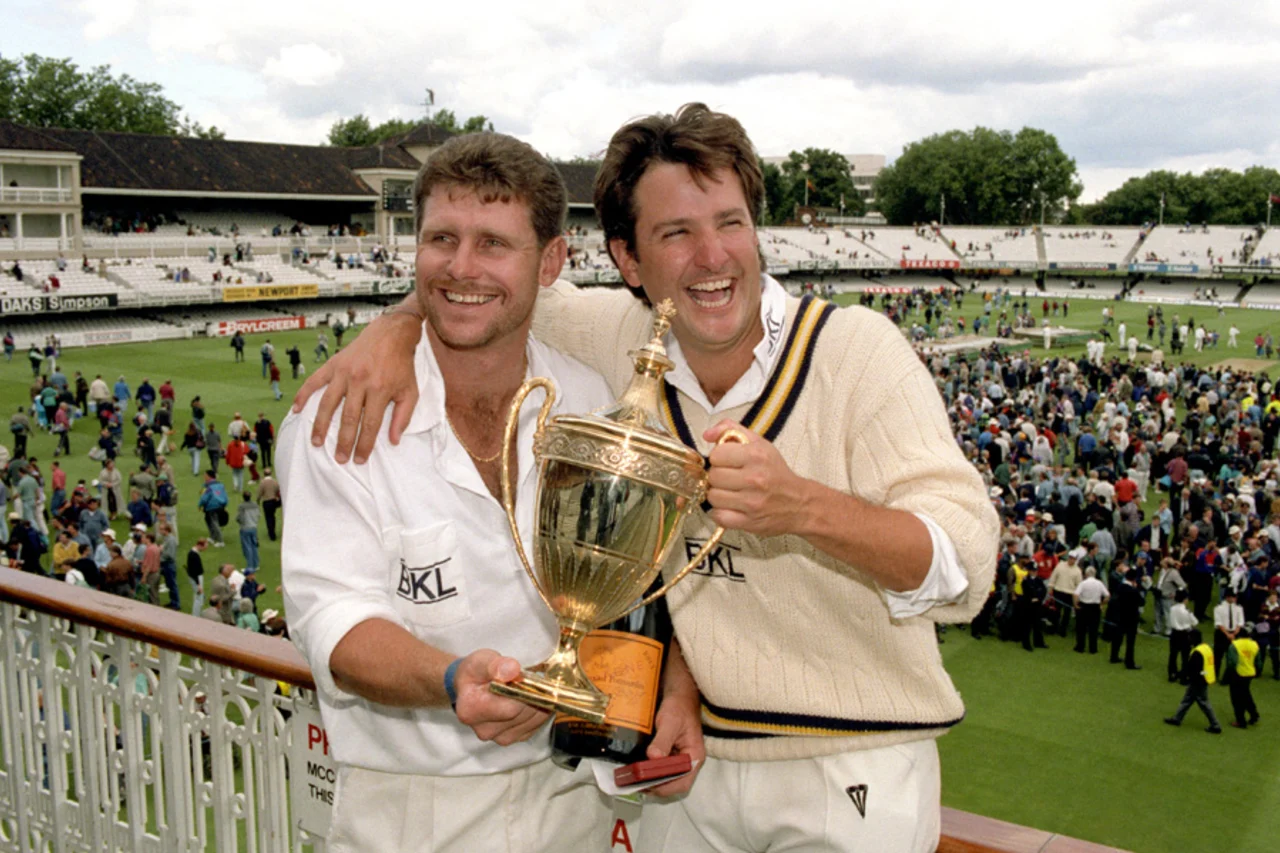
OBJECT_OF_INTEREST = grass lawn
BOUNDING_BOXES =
[939,623,1280,853]
[5,289,1280,851]
[0,322,336,620]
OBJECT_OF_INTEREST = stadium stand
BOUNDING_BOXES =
[1039,278,1126,300]
[1134,225,1254,266]
[941,227,1039,264]
[229,258,326,287]
[1129,281,1219,302]
[0,312,187,348]
[759,230,827,264]
[1249,227,1280,266]
[845,226,958,262]
[11,261,129,296]
[271,299,387,327]
[1042,227,1142,266]
[759,227,895,264]
[176,211,304,237]
[107,259,175,291]
[1242,286,1280,306]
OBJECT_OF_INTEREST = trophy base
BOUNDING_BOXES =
[489,672,610,725]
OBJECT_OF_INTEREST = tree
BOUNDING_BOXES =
[179,117,225,140]
[325,110,493,147]
[428,109,494,134]
[0,53,206,136]
[1083,166,1280,225]
[326,114,375,147]
[760,160,792,225]
[779,148,863,217]
[874,126,1081,225]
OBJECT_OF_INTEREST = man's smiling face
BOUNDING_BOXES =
[612,163,763,363]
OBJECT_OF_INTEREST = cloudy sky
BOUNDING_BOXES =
[5,0,1280,201]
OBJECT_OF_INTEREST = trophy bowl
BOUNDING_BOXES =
[489,302,743,723]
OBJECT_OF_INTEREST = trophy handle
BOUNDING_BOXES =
[501,376,558,613]
[620,428,751,617]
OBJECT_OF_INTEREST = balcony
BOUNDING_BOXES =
[0,571,1126,853]
[0,188,74,205]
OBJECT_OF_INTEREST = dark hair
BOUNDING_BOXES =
[595,102,763,269]
[412,133,566,246]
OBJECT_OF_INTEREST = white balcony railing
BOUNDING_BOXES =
[0,188,74,204]
[0,570,328,853]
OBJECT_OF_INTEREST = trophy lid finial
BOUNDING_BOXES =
[634,298,675,362]
[587,300,679,433]
[652,299,676,341]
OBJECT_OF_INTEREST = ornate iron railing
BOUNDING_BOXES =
[0,571,322,853]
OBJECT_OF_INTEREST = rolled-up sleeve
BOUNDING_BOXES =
[847,316,1001,622]
[277,411,405,704]
[881,514,970,619]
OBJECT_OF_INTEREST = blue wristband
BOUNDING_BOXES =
[443,658,462,707]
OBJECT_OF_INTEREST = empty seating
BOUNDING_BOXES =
[1249,228,1280,266]
[1134,226,1252,266]
[1042,228,1141,266]
[941,228,1039,264]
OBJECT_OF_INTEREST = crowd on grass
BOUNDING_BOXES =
[905,288,1279,733]
[0,337,288,640]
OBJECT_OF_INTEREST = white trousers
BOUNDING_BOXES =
[327,760,615,853]
[630,740,941,853]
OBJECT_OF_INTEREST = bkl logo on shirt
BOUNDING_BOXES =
[397,557,458,604]
[684,538,746,582]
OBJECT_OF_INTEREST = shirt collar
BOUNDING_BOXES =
[404,332,556,437]
[661,273,788,415]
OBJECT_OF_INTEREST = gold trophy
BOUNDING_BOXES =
[491,300,742,723]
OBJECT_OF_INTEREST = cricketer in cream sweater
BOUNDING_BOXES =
[533,277,999,758]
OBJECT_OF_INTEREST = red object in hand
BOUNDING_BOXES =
[614,754,693,788]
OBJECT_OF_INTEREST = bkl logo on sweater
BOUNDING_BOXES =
[684,539,746,582]
[397,557,458,604]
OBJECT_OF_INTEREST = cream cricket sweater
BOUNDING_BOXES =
[533,281,1000,761]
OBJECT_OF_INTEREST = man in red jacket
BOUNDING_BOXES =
[225,437,248,493]
[1114,472,1138,506]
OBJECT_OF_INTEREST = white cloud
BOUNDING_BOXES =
[78,0,139,40]
[262,44,345,87]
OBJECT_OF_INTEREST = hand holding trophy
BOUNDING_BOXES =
[490,300,744,723]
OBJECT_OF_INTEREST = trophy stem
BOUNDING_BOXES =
[488,617,611,724]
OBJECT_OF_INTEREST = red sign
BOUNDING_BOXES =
[213,316,306,336]
[900,259,961,270]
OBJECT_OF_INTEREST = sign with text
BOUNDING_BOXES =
[84,329,134,345]
[372,278,413,295]
[838,258,894,270]
[1049,262,1119,271]
[289,703,335,839]
[899,259,961,270]
[222,284,320,302]
[962,260,1039,272]
[0,293,119,315]
[211,316,306,336]
[1128,262,1200,275]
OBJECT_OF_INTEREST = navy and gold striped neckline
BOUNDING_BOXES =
[660,295,837,450]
